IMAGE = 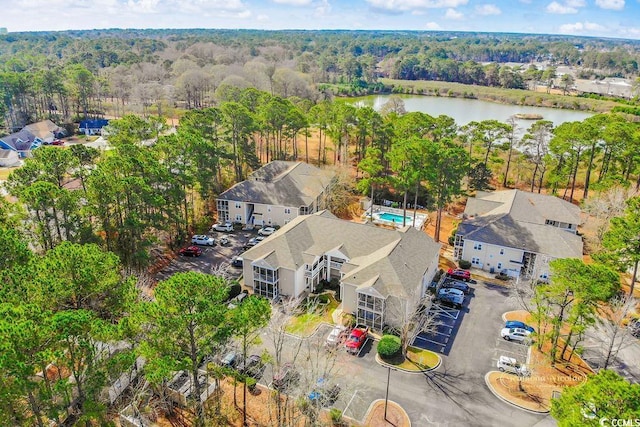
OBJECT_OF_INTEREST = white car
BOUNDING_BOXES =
[258,226,276,236]
[191,235,215,246]
[500,327,532,343]
[497,355,530,377]
[325,325,348,348]
[211,222,233,232]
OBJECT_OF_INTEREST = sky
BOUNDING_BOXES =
[1,0,639,40]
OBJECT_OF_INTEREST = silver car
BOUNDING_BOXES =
[191,235,215,246]
[500,327,532,343]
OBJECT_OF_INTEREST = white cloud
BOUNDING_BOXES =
[476,4,501,15]
[558,21,606,34]
[174,0,247,15]
[315,0,331,15]
[565,0,585,6]
[256,14,269,21]
[595,0,624,10]
[424,21,441,29]
[445,7,464,19]
[271,0,312,5]
[546,1,579,14]
[365,0,468,12]
[126,0,160,13]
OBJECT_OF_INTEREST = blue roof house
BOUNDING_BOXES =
[79,119,109,136]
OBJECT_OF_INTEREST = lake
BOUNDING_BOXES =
[349,94,593,129]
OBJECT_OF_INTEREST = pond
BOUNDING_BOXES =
[349,94,593,129]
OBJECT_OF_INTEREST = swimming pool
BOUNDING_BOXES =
[377,212,413,224]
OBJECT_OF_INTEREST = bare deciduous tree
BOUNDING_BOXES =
[595,295,638,369]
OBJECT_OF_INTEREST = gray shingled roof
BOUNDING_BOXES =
[243,211,441,299]
[0,129,37,151]
[218,161,334,207]
[460,190,583,258]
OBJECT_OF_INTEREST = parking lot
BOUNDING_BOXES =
[412,277,473,354]
[155,226,261,282]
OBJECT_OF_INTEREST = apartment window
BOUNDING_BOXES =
[235,214,242,222]
[471,257,481,265]
[268,218,272,225]
[499,248,504,255]
[267,207,271,212]
[357,292,385,330]
[473,243,482,250]
[497,262,503,269]
[235,202,242,209]
[284,208,291,214]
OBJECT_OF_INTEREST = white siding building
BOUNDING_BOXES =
[454,190,583,280]
[242,211,441,331]
[216,161,335,227]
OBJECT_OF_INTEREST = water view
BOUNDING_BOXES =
[350,94,593,129]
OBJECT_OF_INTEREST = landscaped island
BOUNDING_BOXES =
[514,113,544,120]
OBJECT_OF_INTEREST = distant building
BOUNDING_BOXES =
[79,119,109,136]
[0,28,7,34]
[0,129,41,158]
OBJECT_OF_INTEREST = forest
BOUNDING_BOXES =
[2,29,640,131]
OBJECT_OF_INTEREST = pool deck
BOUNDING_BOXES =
[365,205,426,229]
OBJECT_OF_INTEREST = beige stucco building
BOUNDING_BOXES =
[241,211,441,330]
[216,161,335,227]
[454,190,583,280]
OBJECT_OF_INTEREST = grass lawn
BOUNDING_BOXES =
[0,167,19,180]
[285,293,339,336]
[381,346,440,371]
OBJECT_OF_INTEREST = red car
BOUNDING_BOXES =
[447,268,471,282]
[51,139,64,146]
[179,245,202,257]
[345,325,369,354]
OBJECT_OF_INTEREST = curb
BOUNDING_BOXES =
[375,352,441,374]
[362,398,412,427]
[484,371,551,415]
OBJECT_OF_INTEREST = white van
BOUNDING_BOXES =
[497,356,530,377]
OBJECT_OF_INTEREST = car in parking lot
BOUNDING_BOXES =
[437,287,465,309]
[501,327,532,343]
[325,325,348,348]
[211,222,233,232]
[244,236,264,249]
[219,236,230,246]
[220,350,238,367]
[273,363,299,390]
[447,268,471,282]
[442,279,471,295]
[258,226,276,236]
[191,234,215,246]
[231,256,243,268]
[345,325,369,354]
[505,320,535,333]
[178,245,203,257]
[237,354,263,378]
[497,355,530,377]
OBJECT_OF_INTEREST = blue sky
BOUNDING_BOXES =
[1,0,639,39]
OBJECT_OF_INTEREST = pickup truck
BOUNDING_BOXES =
[345,325,369,354]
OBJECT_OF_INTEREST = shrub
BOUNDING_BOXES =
[377,334,402,358]
[329,408,343,424]
[318,293,330,304]
[227,283,242,300]
[459,259,472,269]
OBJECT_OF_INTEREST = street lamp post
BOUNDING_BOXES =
[384,365,391,421]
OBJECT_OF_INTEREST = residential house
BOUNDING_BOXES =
[454,190,583,280]
[24,119,66,142]
[216,161,335,227]
[0,149,19,167]
[0,129,41,157]
[241,211,441,330]
[79,119,109,136]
